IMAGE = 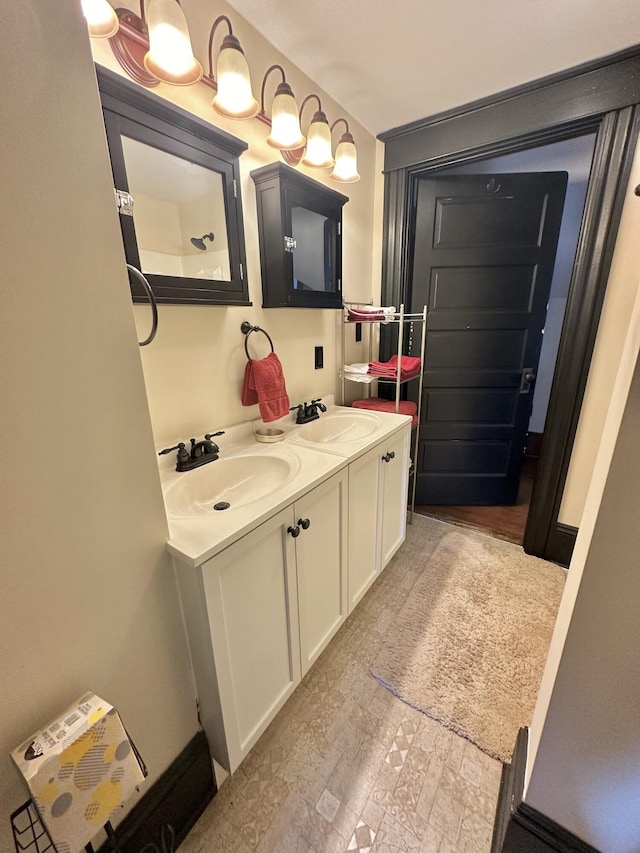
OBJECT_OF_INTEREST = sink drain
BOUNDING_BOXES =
[213,501,231,511]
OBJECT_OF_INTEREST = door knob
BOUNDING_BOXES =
[382,451,396,463]
[519,368,537,394]
[287,525,300,538]
[298,518,311,530]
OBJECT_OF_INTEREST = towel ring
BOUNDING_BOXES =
[127,264,158,347]
[241,321,275,360]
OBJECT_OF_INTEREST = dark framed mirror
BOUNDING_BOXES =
[251,162,347,308]
[97,66,250,305]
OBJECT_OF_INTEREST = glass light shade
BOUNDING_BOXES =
[267,83,306,151]
[212,36,259,119]
[81,0,119,38]
[144,0,203,86]
[330,133,360,182]
[301,112,334,168]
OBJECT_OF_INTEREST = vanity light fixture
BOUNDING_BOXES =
[330,119,361,183]
[144,0,202,85]
[206,16,259,119]
[102,0,201,87]
[93,3,362,178]
[81,0,119,38]
[260,65,306,151]
[277,99,359,181]
[297,94,335,168]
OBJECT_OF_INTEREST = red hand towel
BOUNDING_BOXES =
[243,352,290,423]
[241,360,258,406]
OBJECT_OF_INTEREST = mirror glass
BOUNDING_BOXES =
[121,136,231,281]
[291,205,333,292]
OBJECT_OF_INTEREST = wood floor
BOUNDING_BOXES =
[414,458,538,546]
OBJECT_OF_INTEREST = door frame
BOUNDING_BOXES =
[378,47,640,565]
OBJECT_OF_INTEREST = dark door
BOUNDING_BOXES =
[410,172,567,505]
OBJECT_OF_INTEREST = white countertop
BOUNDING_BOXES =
[162,401,412,568]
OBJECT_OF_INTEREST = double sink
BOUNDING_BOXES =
[163,408,382,519]
[160,404,409,566]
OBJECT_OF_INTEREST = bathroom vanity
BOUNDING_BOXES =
[163,404,411,773]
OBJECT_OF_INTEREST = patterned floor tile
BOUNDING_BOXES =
[347,819,377,852]
[315,787,341,822]
[384,718,418,771]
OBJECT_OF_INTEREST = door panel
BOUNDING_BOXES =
[295,472,347,675]
[434,194,549,247]
[425,388,518,425]
[411,172,567,505]
[431,266,537,313]
[419,440,511,473]
[348,446,382,612]
[202,508,300,771]
[426,329,526,369]
[380,427,411,567]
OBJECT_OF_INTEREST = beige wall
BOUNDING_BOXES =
[525,280,640,850]
[559,133,640,526]
[0,2,199,849]
[90,0,378,447]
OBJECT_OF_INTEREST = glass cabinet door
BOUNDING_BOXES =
[98,66,250,306]
[251,162,347,309]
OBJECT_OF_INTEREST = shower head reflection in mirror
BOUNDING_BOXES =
[191,232,215,251]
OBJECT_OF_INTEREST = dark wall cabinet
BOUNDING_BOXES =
[98,66,250,306]
[251,163,348,308]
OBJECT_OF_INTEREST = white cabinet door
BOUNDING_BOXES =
[380,425,411,567]
[348,447,382,613]
[200,507,300,773]
[295,471,348,675]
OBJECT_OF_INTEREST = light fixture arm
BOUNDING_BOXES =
[207,15,233,78]
[260,64,287,117]
[138,0,146,22]
[330,117,350,136]
[298,93,323,122]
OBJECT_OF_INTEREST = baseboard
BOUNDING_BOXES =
[546,522,577,567]
[504,804,601,853]
[494,730,601,853]
[491,727,528,853]
[98,730,216,852]
[525,432,544,459]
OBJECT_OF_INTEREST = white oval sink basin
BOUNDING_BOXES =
[164,453,299,517]
[297,411,381,443]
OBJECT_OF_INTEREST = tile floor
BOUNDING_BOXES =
[181,521,503,853]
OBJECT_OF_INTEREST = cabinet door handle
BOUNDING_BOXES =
[298,518,311,530]
[287,525,301,538]
[382,451,395,463]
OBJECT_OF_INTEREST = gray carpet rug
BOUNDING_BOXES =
[371,515,566,762]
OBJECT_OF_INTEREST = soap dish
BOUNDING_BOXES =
[254,427,285,443]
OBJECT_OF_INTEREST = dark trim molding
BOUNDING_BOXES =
[379,47,640,565]
[524,106,639,561]
[543,524,578,568]
[98,730,215,853]
[503,804,602,853]
[491,727,528,853]
[494,729,601,853]
[379,46,640,171]
[380,45,640,143]
[96,65,248,156]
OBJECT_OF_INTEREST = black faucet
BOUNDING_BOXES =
[159,430,225,472]
[290,398,327,425]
